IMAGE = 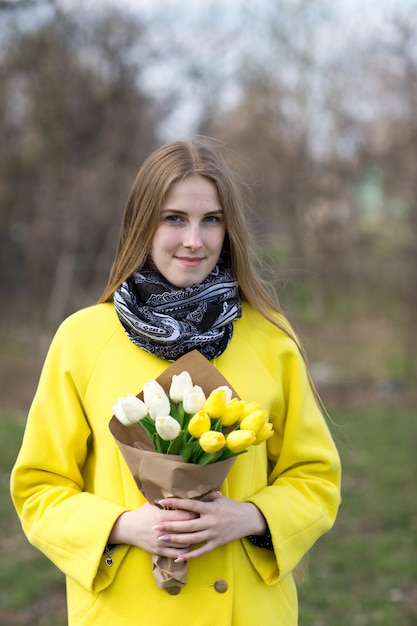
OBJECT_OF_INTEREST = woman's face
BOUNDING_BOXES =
[150,175,226,287]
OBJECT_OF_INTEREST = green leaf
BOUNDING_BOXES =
[177,403,186,426]
[198,450,225,465]
[212,419,224,432]
[166,432,185,455]
[181,438,201,463]
[141,416,156,438]
[152,432,167,454]
[169,400,180,421]
[217,448,246,462]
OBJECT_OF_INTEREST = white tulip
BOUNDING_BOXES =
[169,371,193,403]
[148,397,171,420]
[216,385,233,403]
[143,379,166,405]
[112,394,149,426]
[183,385,206,415]
[143,380,171,420]
[155,415,181,441]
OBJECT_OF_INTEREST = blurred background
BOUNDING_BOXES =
[1,0,417,405]
[1,1,416,624]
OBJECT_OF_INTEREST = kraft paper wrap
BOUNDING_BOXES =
[109,350,238,592]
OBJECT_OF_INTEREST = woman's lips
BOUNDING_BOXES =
[176,256,204,267]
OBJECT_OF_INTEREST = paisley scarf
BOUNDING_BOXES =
[113,261,242,360]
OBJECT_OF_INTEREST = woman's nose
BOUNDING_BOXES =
[183,223,202,249]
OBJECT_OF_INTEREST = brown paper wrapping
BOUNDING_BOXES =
[109,350,238,591]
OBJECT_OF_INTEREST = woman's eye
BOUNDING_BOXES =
[164,214,181,223]
[204,215,221,223]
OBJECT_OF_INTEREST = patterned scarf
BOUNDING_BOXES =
[113,261,242,360]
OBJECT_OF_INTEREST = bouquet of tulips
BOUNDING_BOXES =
[112,368,273,466]
[109,350,273,592]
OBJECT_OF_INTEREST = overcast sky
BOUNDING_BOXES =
[44,0,417,140]
[61,0,415,16]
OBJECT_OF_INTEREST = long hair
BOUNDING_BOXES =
[98,137,295,341]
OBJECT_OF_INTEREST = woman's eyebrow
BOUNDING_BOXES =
[161,208,224,215]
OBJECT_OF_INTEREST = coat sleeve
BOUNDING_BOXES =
[10,318,130,593]
[244,341,341,584]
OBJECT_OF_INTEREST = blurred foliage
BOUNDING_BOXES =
[1,0,417,385]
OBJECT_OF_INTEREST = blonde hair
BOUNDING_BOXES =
[99,137,294,341]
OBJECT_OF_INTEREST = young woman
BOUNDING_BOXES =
[11,137,341,625]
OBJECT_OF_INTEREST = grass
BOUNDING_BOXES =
[1,412,67,626]
[298,407,417,626]
[1,406,416,625]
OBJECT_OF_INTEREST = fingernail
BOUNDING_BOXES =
[174,556,184,563]
[152,524,164,530]
[158,535,170,542]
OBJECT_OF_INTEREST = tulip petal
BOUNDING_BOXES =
[169,371,193,403]
[155,415,181,441]
[199,430,226,454]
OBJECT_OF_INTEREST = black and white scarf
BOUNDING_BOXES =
[113,261,242,360]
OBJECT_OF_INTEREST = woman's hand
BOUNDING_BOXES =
[109,503,198,560]
[151,492,267,562]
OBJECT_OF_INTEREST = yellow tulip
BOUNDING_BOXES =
[240,409,267,434]
[216,385,233,402]
[220,398,244,426]
[188,410,211,438]
[237,401,260,423]
[254,422,274,444]
[199,430,226,453]
[203,389,227,419]
[226,429,256,453]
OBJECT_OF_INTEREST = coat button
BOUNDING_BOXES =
[166,585,181,595]
[214,579,228,593]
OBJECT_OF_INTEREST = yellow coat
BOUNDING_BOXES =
[11,302,341,625]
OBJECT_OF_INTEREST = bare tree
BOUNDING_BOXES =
[365,13,417,383]
[0,8,160,331]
